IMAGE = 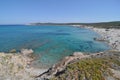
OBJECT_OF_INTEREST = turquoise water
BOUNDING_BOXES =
[0,25,109,68]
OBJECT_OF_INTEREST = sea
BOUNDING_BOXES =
[0,25,110,68]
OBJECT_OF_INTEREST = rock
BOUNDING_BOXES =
[21,49,33,56]
[73,52,84,56]
[110,69,120,79]
[105,29,109,31]
[0,52,35,80]
[93,37,106,42]
[9,49,16,53]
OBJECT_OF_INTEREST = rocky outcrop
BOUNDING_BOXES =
[0,49,36,80]
[36,50,120,80]
[36,52,89,79]
[36,52,87,79]
[21,49,34,56]
[0,49,120,80]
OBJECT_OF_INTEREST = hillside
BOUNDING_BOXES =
[29,21,120,29]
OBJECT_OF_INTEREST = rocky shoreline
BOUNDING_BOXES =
[0,26,120,80]
[38,50,120,80]
[90,27,120,51]
[0,49,48,80]
[36,26,120,80]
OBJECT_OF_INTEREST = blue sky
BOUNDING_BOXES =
[0,0,120,24]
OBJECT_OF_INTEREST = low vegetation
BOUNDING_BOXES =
[80,21,120,29]
[30,21,120,29]
[50,56,120,80]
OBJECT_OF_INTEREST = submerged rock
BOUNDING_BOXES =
[9,49,17,53]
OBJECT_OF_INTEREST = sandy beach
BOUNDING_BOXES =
[91,28,120,51]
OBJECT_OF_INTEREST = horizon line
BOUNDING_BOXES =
[0,20,120,25]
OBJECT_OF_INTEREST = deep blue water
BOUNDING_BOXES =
[0,25,110,68]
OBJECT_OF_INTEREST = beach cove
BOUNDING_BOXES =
[0,25,120,80]
[0,25,110,68]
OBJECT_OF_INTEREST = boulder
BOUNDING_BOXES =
[21,49,33,56]
[73,52,84,56]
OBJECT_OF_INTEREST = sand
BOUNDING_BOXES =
[91,28,120,51]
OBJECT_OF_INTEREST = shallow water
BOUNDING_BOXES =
[0,25,110,68]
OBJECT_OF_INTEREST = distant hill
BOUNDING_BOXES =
[29,21,120,29]
[79,21,120,28]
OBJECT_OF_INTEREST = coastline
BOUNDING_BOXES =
[36,26,120,80]
[37,50,120,80]
[0,25,120,80]
[0,49,48,80]
[72,25,120,51]
[89,27,120,51]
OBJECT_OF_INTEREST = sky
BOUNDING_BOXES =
[0,0,120,24]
